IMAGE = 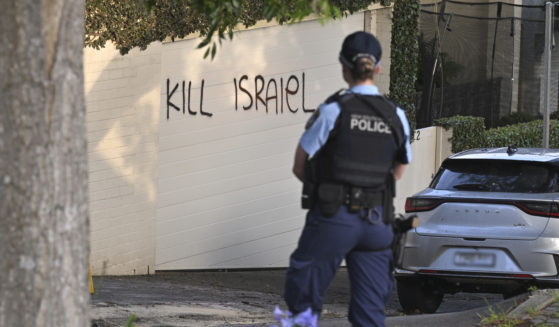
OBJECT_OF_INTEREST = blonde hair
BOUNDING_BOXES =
[350,57,376,81]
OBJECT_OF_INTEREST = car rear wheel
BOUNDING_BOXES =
[397,279,444,314]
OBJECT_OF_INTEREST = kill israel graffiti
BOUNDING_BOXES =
[166,79,212,119]
[234,73,316,114]
[166,72,316,120]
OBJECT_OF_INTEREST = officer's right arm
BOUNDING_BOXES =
[294,101,340,182]
[292,144,308,182]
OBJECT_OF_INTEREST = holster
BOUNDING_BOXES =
[301,182,316,210]
[382,173,396,224]
[391,215,419,268]
[317,183,345,217]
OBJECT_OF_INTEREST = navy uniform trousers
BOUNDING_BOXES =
[284,204,394,327]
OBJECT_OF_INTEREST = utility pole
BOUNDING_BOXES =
[543,2,553,148]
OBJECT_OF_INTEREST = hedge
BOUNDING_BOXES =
[435,116,559,153]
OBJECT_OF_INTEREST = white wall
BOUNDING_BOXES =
[84,7,453,274]
[85,43,161,275]
[395,127,453,214]
[156,14,366,270]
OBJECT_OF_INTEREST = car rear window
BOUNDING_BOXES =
[430,159,559,193]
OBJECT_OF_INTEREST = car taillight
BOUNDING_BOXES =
[419,269,438,274]
[511,274,533,278]
[405,197,442,213]
[405,198,559,217]
[512,201,559,218]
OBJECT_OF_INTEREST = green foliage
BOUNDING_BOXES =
[528,285,538,292]
[389,0,420,135]
[435,115,559,153]
[478,305,522,327]
[85,0,203,54]
[85,0,388,56]
[435,116,486,153]
[124,314,137,327]
[526,305,541,317]
[485,120,549,148]
[85,0,421,133]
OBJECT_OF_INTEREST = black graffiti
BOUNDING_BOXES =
[167,78,212,120]
[286,75,299,113]
[167,73,316,120]
[255,75,265,110]
[234,73,315,114]
[234,75,253,110]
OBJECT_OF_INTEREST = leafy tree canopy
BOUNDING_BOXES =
[85,0,390,56]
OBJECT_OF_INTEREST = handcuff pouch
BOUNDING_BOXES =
[317,183,345,217]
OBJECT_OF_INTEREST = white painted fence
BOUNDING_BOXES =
[394,127,453,214]
[85,8,453,274]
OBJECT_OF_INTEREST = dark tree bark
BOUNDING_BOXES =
[0,1,90,326]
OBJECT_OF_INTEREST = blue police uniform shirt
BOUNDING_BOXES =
[300,84,412,164]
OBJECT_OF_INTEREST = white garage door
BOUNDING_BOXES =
[156,13,364,270]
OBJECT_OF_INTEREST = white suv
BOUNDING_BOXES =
[396,147,559,313]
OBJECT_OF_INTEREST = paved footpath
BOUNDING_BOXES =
[506,289,559,326]
[89,271,559,327]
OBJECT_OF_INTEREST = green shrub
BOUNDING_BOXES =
[548,120,559,147]
[434,116,486,153]
[435,116,559,152]
[485,120,543,148]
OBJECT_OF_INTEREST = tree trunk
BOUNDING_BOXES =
[0,1,89,326]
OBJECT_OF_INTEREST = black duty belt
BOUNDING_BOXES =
[317,183,384,221]
[344,186,383,211]
[344,186,384,224]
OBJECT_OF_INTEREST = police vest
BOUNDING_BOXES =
[308,93,405,191]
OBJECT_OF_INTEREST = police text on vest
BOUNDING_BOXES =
[349,114,391,134]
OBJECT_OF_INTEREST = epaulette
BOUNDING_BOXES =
[305,89,347,130]
[325,88,348,104]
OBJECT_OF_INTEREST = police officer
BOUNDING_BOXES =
[283,31,412,327]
